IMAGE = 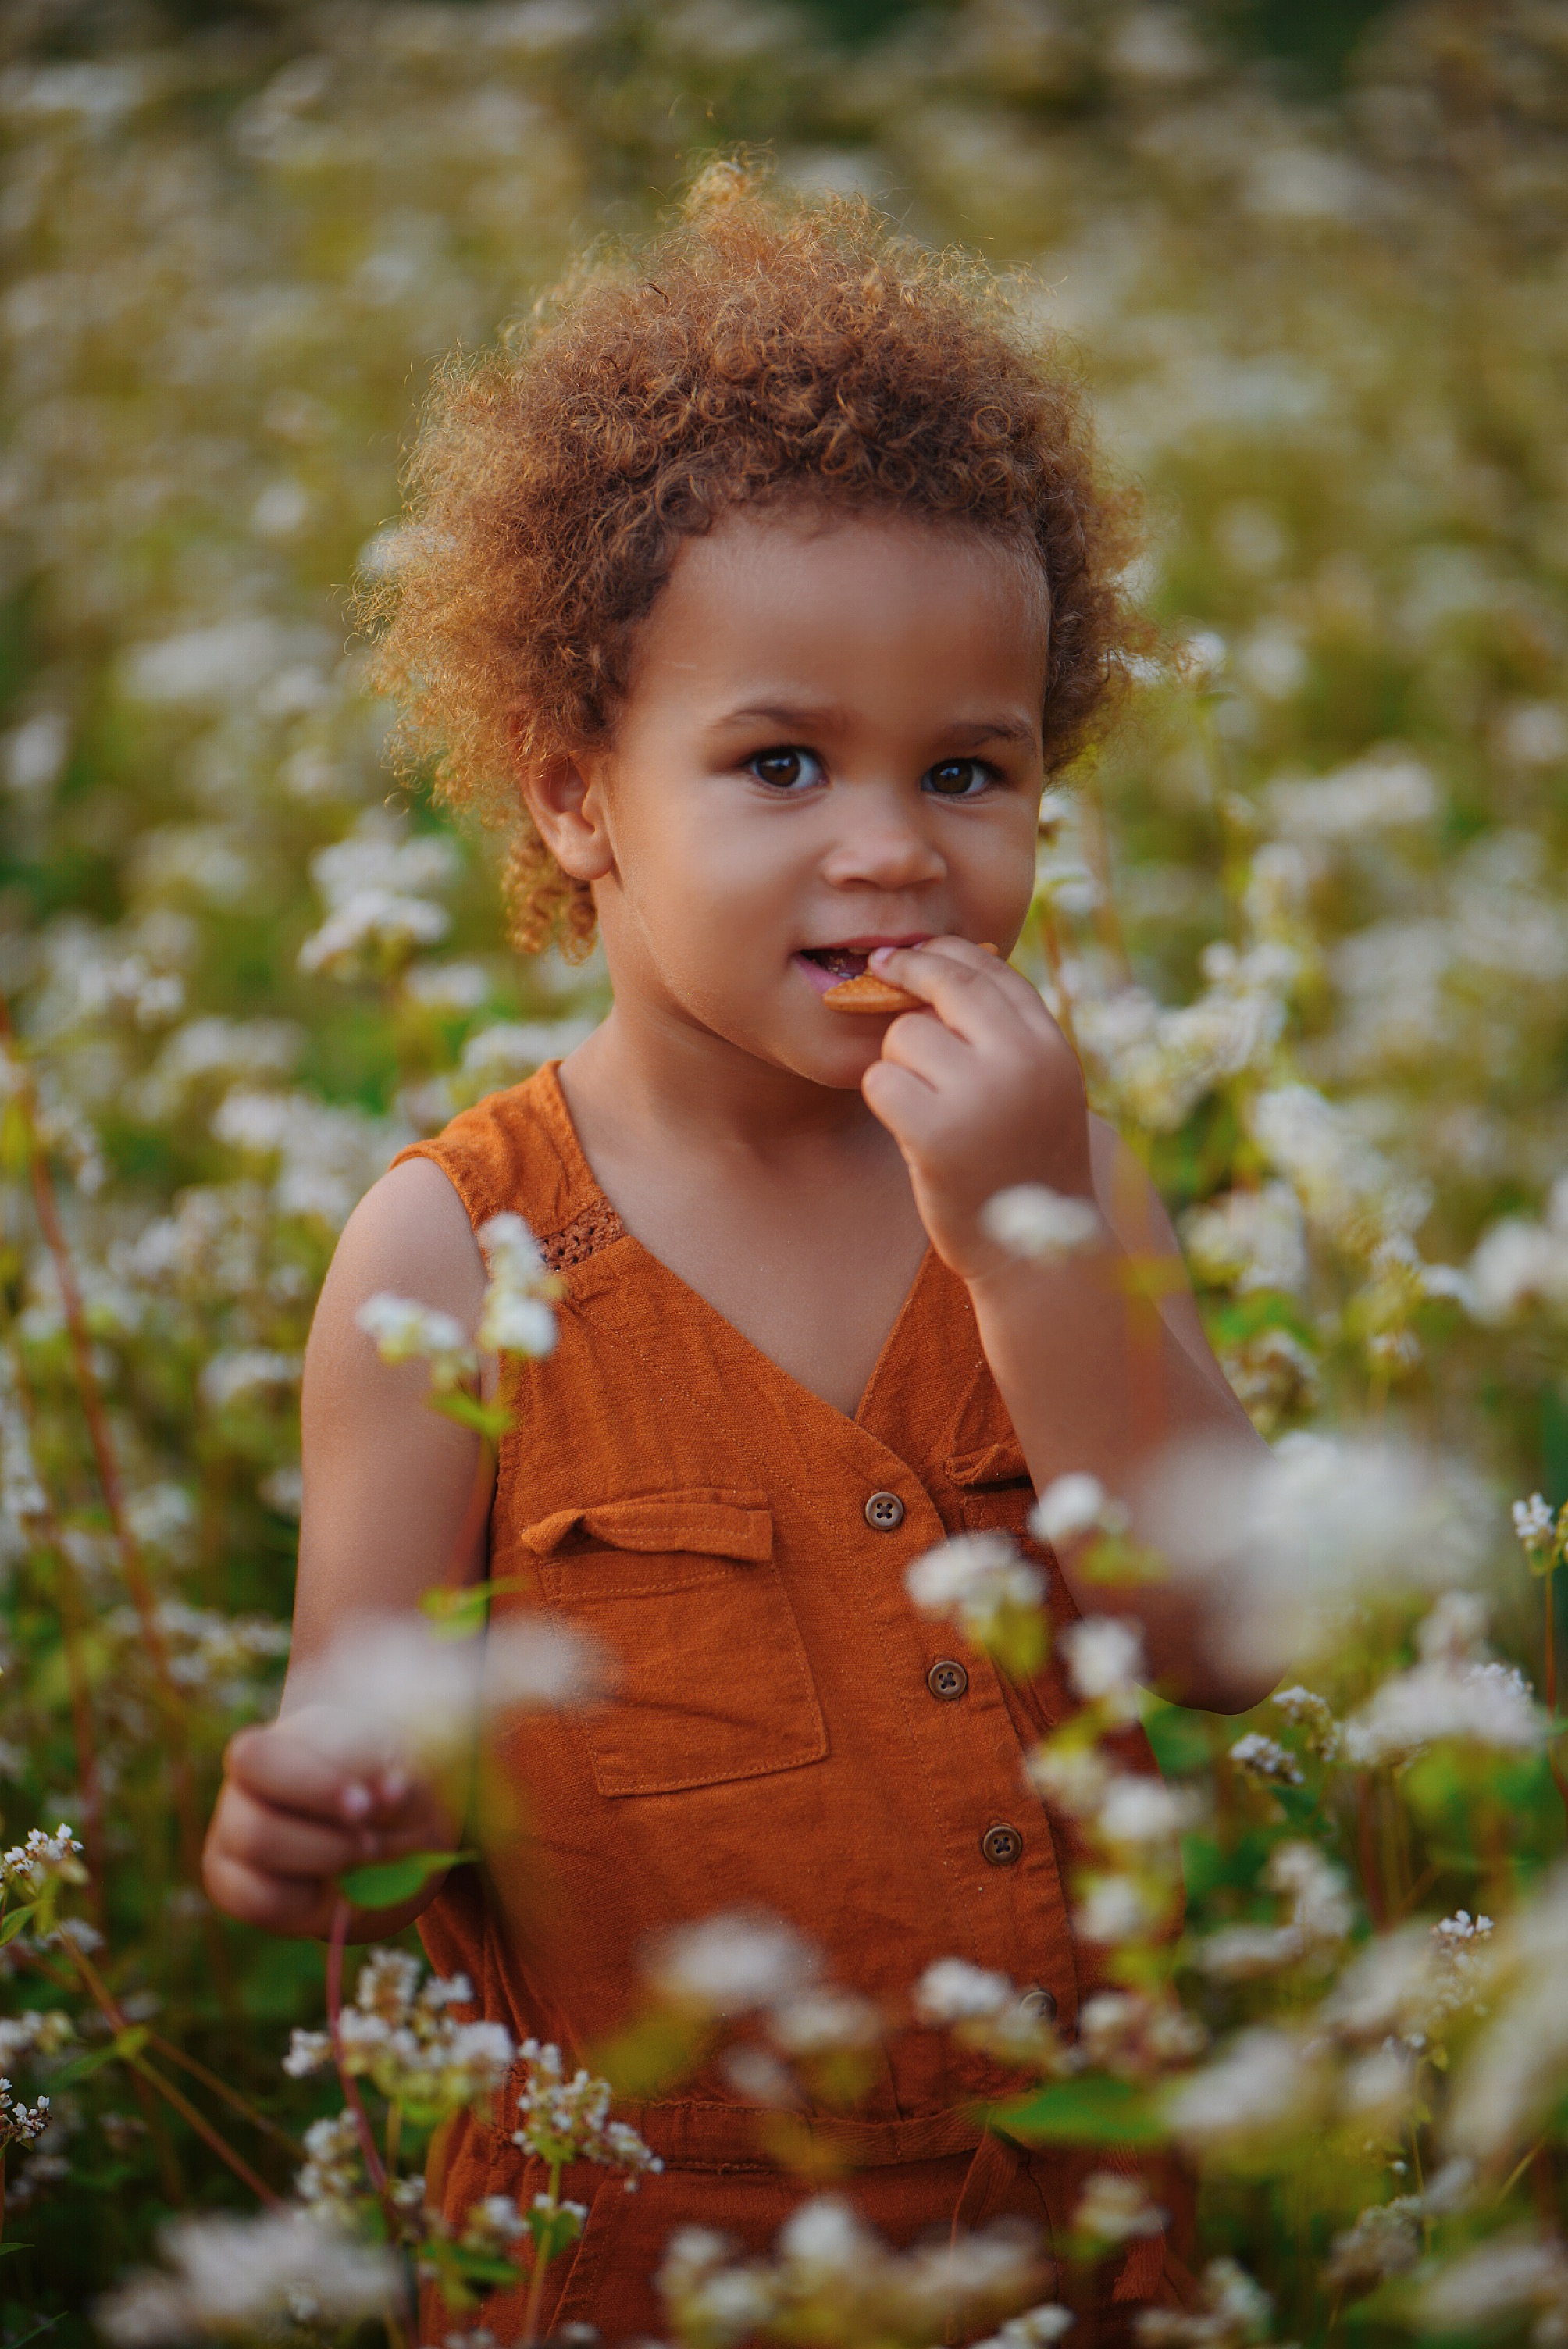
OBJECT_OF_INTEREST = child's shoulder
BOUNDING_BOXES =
[390,1064,580,1242]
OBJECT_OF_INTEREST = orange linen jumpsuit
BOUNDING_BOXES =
[397,1067,1188,2345]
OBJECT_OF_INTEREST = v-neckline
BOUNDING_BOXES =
[536,1061,939,1434]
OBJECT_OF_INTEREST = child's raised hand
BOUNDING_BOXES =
[858,937,1098,1285]
[203,1703,455,1941]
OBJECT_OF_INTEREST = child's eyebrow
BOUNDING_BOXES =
[711,700,1041,748]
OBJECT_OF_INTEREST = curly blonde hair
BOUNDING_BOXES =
[365,159,1142,959]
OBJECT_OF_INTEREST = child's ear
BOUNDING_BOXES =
[520,751,615,884]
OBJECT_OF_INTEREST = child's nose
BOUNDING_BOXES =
[819,795,946,893]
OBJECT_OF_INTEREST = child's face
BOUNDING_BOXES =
[570,503,1049,1089]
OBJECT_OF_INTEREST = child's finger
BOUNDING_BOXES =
[861,1054,952,1150]
[870,939,1046,1046]
[215,1782,372,1880]
[224,1720,391,1826]
[201,1847,340,1939]
[878,1006,971,1089]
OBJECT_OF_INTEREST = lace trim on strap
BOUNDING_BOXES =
[538,1199,627,1272]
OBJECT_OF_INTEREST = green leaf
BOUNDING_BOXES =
[419,1575,534,1634]
[0,1900,41,1948]
[990,2074,1167,2147]
[441,2246,527,2287]
[429,1390,514,1442]
[49,2024,150,2089]
[339,1849,475,1909]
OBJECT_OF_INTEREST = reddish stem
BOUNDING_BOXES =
[1035,899,1082,1059]
[0,999,208,1886]
[127,2055,283,2208]
[1545,1566,1568,1829]
[1356,1774,1387,1930]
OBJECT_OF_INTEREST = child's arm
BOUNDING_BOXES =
[862,938,1277,1715]
[203,1159,490,1937]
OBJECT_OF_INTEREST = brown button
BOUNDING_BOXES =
[1019,1984,1057,2022]
[982,1823,1024,1868]
[926,1658,969,1702]
[864,1491,905,1531]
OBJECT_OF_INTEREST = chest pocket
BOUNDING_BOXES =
[522,1489,828,1799]
[946,1439,1042,1545]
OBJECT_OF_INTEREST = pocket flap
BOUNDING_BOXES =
[522,1488,773,1565]
[945,1438,1032,1489]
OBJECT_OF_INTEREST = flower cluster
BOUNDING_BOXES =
[657,2198,1051,2349]
[512,2039,661,2186]
[285,1951,514,2119]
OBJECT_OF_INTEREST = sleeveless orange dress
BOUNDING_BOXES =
[395,1067,1187,2345]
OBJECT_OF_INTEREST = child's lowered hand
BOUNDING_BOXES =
[202,1704,456,1940]
[858,936,1098,1285]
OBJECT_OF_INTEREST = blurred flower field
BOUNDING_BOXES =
[2,0,1568,2341]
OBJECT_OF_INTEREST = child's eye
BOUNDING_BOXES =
[924,758,994,798]
[747,746,825,792]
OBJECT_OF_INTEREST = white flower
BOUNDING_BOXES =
[1448,1874,1568,2160]
[1149,1431,1494,1674]
[0,2079,51,2148]
[1075,1873,1162,1946]
[1165,2027,1327,2154]
[1,1823,85,1894]
[778,2196,874,2275]
[1263,750,1438,843]
[1139,2257,1274,2348]
[97,2209,401,2344]
[1511,1494,1558,1550]
[646,1911,818,2014]
[1228,1732,1303,1788]
[1060,1616,1145,1713]
[905,1535,1044,1638]
[198,1347,303,1412]
[403,961,490,1014]
[355,1293,477,1390]
[1181,1182,1308,1297]
[1270,1685,1340,1759]
[1247,1082,1430,1258]
[512,2039,660,2179]
[1342,1630,1541,1770]
[290,1612,607,1769]
[1094,1776,1200,1853]
[980,1185,1103,1264]
[912,1959,1014,2024]
[1468,1196,1568,1322]
[768,1987,882,2055]
[476,1213,558,1360]
[974,2308,1075,2349]
[299,886,450,975]
[1418,2232,1568,2339]
[1321,2198,1423,2294]
[1073,2171,1165,2244]
[1031,1473,1128,1547]
[1195,1845,1350,1985]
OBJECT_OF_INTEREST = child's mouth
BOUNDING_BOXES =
[799,947,870,982]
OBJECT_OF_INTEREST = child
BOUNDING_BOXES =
[205,164,1270,2344]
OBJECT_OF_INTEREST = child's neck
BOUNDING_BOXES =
[568,994,881,1164]
[557,1001,929,1419]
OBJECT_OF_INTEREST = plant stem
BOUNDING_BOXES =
[6,1342,108,1921]
[0,1000,208,1890]
[521,2158,563,2347]
[1544,1564,1568,1827]
[146,2032,305,2158]
[1356,1773,1387,1929]
[126,2055,283,2207]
